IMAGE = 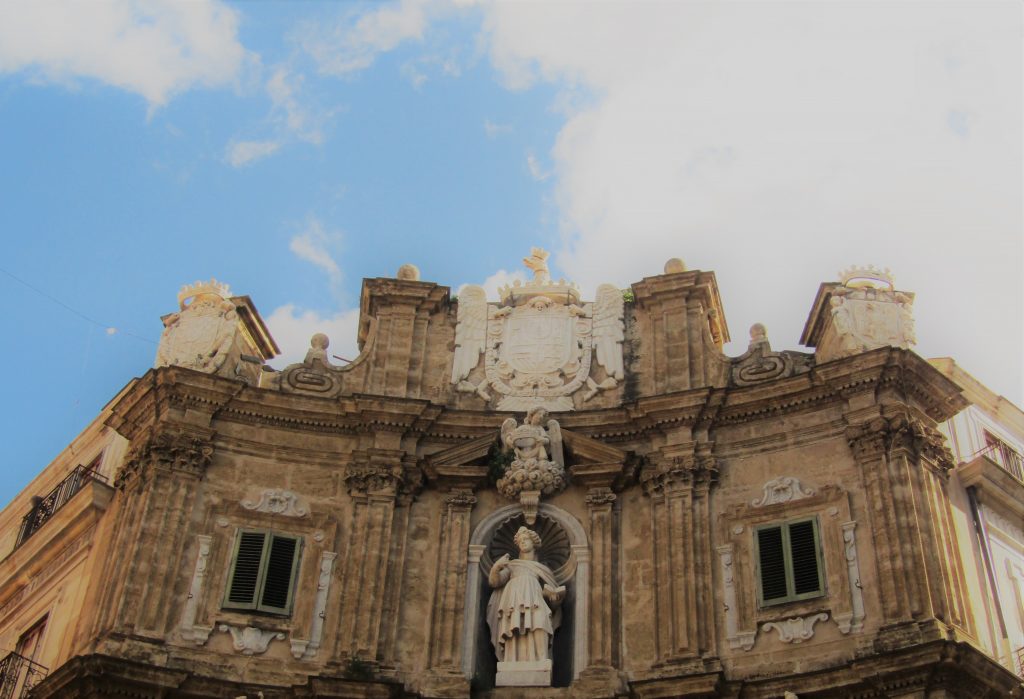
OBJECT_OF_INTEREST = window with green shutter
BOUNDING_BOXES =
[754,518,824,606]
[224,530,302,615]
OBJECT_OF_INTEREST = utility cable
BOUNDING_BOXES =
[0,265,158,345]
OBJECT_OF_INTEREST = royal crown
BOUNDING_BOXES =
[838,265,894,290]
[178,278,232,308]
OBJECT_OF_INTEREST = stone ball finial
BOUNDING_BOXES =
[396,263,420,281]
[750,323,767,342]
[664,258,687,274]
[310,333,330,350]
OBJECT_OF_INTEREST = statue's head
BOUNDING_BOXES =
[513,526,542,553]
[525,406,548,425]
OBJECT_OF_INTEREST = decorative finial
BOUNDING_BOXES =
[749,323,768,343]
[396,263,420,281]
[310,333,329,350]
[664,258,687,274]
[523,247,550,283]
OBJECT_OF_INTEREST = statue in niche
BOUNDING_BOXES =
[486,526,565,685]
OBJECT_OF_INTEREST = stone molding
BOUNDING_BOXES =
[290,551,337,660]
[178,535,214,645]
[833,521,866,634]
[115,428,215,490]
[750,476,815,507]
[846,409,955,472]
[762,613,829,643]
[218,624,285,655]
[241,488,310,517]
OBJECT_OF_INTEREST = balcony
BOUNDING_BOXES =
[0,651,47,699]
[977,440,1024,483]
[14,465,108,550]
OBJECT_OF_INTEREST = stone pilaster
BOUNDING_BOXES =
[584,487,617,669]
[94,426,214,643]
[847,409,973,640]
[334,452,421,664]
[642,452,718,666]
[422,488,477,697]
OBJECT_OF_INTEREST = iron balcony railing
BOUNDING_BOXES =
[0,650,47,699]
[978,440,1024,483]
[14,464,108,550]
[1017,645,1024,679]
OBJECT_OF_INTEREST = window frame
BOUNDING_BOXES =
[753,516,826,607]
[222,528,303,616]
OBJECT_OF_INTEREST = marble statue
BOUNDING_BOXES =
[486,526,565,686]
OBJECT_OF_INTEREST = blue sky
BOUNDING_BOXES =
[1,1,1021,507]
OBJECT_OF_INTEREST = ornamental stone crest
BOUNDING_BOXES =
[452,248,624,412]
[497,408,566,524]
[826,266,916,359]
[155,279,238,373]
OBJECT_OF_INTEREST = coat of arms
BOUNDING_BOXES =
[452,248,624,411]
[155,279,238,373]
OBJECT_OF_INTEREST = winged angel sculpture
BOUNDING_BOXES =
[452,278,625,411]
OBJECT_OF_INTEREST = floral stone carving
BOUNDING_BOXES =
[218,624,285,655]
[451,248,624,412]
[497,409,566,524]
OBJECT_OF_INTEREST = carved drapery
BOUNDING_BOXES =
[846,409,971,635]
[642,452,718,663]
[291,551,337,660]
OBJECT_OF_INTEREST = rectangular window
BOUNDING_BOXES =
[223,530,302,615]
[755,518,824,606]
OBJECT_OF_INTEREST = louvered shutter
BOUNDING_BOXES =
[258,535,302,614]
[788,520,822,595]
[226,531,269,609]
[757,526,788,603]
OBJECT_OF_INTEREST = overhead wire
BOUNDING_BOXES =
[0,265,158,345]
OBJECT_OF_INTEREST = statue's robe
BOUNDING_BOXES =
[486,559,562,662]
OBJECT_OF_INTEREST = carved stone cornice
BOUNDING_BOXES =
[444,488,477,509]
[585,487,617,507]
[344,451,424,498]
[114,426,215,490]
[641,448,719,496]
[846,406,954,472]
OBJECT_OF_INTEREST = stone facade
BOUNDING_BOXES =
[1,255,1022,698]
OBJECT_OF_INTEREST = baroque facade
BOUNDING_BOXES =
[1,253,1022,698]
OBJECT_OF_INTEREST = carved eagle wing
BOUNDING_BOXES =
[592,283,625,380]
[452,285,488,384]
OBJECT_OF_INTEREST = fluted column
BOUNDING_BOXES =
[428,488,478,670]
[642,453,718,664]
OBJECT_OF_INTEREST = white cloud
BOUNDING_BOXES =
[289,217,342,283]
[265,305,361,368]
[475,3,1022,402]
[225,139,281,168]
[458,269,528,301]
[484,119,512,138]
[267,66,328,144]
[296,0,432,76]
[526,152,550,182]
[0,0,250,106]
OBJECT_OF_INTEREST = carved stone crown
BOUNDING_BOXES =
[178,278,231,308]
[838,265,894,290]
[498,277,581,305]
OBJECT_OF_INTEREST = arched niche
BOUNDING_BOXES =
[461,503,589,686]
